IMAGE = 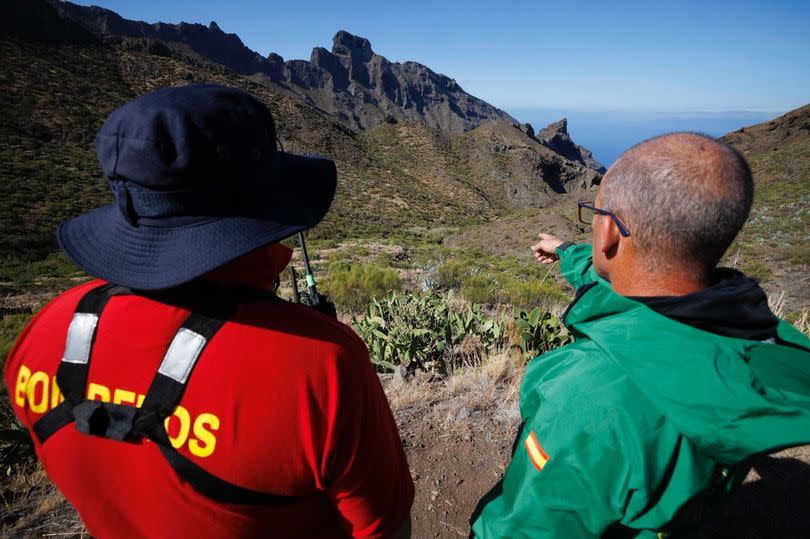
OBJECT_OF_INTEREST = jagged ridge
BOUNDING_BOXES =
[0,0,604,263]
[46,0,604,172]
[48,1,517,134]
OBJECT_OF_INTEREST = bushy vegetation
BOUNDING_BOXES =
[433,249,567,309]
[740,260,773,284]
[1,313,34,473]
[353,291,571,374]
[321,262,402,312]
[352,291,502,373]
[0,252,85,297]
[0,313,31,365]
[512,307,571,357]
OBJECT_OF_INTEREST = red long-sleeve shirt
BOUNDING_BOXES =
[4,245,413,538]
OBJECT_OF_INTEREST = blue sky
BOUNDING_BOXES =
[71,0,810,113]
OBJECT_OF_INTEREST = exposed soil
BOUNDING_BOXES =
[392,382,520,538]
[763,266,810,313]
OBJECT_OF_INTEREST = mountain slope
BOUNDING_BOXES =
[447,104,810,310]
[0,0,601,269]
[48,1,520,134]
[721,104,810,186]
[537,118,606,173]
[45,0,604,174]
[722,105,810,278]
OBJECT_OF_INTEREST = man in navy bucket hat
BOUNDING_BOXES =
[4,84,414,539]
[59,83,337,289]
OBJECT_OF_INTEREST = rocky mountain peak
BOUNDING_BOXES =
[538,118,604,173]
[38,0,600,161]
[332,30,374,61]
[543,118,568,136]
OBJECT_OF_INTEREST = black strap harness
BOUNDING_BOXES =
[34,283,303,505]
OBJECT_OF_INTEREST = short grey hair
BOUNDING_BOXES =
[601,132,753,274]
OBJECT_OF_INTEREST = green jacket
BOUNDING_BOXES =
[470,243,810,538]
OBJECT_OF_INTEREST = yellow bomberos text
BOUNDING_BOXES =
[13,365,220,458]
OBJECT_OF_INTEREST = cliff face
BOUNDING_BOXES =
[0,0,607,262]
[536,118,606,173]
[48,2,519,134]
[46,1,605,172]
[461,120,602,208]
[50,2,270,74]
[290,31,516,134]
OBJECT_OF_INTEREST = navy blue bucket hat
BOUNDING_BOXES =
[57,83,337,290]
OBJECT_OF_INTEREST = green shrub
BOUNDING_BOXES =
[309,238,340,250]
[374,252,394,267]
[788,243,810,266]
[511,307,571,359]
[457,272,566,308]
[326,257,352,273]
[373,250,412,269]
[433,250,569,309]
[352,291,503,373]
[435,259,469,289]
[0,313,31,364]
[503,278,567,309]
[460,274,500,305]
[321,263,402,313]
[344,244,370,257]
[0,251,80,284]
[740,260,773,283]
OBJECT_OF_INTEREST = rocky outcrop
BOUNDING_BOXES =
[43,0,603,173]
[518,122,535,138]
[537,118,606,173]
[291,31,519,132]
[52,2,270,74]
[464,120,602,208]
[1,0,96,45]
[47,1,518,133]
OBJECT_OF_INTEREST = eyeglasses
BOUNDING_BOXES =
[577,202,631,237]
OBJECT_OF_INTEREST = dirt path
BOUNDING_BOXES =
[388,365,521,538]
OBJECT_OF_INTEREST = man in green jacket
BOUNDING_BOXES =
[470,133,810,538]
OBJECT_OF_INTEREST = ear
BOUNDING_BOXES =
[596,216,621,260]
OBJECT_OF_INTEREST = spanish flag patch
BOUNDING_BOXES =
[525,431,549,471]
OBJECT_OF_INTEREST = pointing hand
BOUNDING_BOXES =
[531,233,565,265]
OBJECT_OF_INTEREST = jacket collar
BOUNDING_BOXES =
[566,268,779,342]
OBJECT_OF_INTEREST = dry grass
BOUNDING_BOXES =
[769,290,787,318]
[2,463,85,538]
[769,291,810,337]
[385,352,523,428]
[793,310,810,337]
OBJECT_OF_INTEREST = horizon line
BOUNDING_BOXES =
[504,106,799,115]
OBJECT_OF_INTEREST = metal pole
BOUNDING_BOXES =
[298,232,320,307]
[289,265,300,303]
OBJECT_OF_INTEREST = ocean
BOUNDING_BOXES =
[508,109,784,168]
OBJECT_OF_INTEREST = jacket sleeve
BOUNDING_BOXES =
[557,243,602,290]
[470,346,640,538]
